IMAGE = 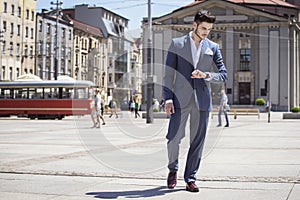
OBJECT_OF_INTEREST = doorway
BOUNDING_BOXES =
[239,83,251,104]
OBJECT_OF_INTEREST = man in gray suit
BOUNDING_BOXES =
[163,10,227,192]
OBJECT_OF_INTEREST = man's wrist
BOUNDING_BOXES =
[205,72,210,79]
[204,72,212,80]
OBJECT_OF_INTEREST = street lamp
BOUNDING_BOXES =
[50,1,63,80]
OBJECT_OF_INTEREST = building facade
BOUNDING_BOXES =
[35,10,73,80]
[64,4,135,105]
[130,38,143,101]
[0,0,36,80]
[68,17,108,91]
[143,0,300,111]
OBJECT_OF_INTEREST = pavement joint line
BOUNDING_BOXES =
[0,171,299,184]
[1,138,164,168]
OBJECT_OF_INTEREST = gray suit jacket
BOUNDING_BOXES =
[163,33,227,111]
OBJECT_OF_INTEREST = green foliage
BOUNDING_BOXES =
[291,107,300,113]
[153,107,159,112]
[255,98,266,106]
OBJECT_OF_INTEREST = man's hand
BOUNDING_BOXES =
[165,102,175,115]
[191,69,206,79]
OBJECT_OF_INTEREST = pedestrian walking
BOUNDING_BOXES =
[100,96,106,125]
[217,89,229,127]
[91,89,105,128]
[108,100,118,118]
[163,10,227,192]
[134,97,140,118]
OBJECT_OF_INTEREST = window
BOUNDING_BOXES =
[61,47,65,59]
[17,25,20,36]
[75,54,78,65]
[9,67,12,80]
[29,46,33,57]
[62,28,65,38]
[45,66,50,80]
[25,27,28,37]
[31,11,34,21]
[239,33,251,71]
[37,41,42,55]
[2,41,6,53]
[18,6,21,17]
[3,21,6,32]
[75,36,79,46]
[3,2,7,13]
[26,9,29,19]
[240,49,251,71]
[39,21,42,32]
[16,68,20,78]
[9,42,13,55]
[2,66,5,80]
[46,43,50,56]
[10,23,13,34]
[68,30,72,40]
[24,45,28,56]
[30,28,34,39]
[11,5,14,15]
[37,65,42,78]
[67,47,71,60]
[16,43,20,56]
[47,24,51,34]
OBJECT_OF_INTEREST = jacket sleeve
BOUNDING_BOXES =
[163,40,177,101]
[209,44,227,83]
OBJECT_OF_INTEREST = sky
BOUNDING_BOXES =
[36,0,194,31]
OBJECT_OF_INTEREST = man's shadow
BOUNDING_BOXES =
[86,186,183,199]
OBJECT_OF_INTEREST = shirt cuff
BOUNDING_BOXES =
[165,99,173,104]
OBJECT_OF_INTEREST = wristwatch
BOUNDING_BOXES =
[204,72,211,79]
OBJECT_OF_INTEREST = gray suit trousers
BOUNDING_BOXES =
[167,97,209,183]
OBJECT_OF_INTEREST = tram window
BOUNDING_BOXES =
[29,88,37,99]
[44,88,59,99]
[13,89,23,99]
[21,88,29,99]
[62,88,73,99]
[0,88,13,99]
[74,88,87,99]
[35,88,43,99]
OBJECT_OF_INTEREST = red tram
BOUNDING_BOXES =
[0,80,95,119]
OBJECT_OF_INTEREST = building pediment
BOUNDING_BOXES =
[151,0,290,27]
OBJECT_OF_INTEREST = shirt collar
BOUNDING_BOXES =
[189,31,203,49]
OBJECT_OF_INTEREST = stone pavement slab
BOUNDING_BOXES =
[0,172,297,200]
[0,111,299,199]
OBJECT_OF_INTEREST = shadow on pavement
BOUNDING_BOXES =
[86,186,183,199]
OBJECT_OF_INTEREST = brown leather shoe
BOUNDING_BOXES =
[167,172,177,189]
[186,181,199,192]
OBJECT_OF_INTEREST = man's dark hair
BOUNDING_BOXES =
[194,10,216,24]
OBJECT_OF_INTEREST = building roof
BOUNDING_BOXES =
[228,0,298,8]
[186,0,298,8]
[66,15,104,37]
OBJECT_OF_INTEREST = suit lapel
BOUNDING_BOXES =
[183,34,194,69]
[197,39,208,69]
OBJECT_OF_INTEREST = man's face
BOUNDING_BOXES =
[193,21,213,40]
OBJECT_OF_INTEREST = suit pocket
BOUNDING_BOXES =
[199,55,213,70]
